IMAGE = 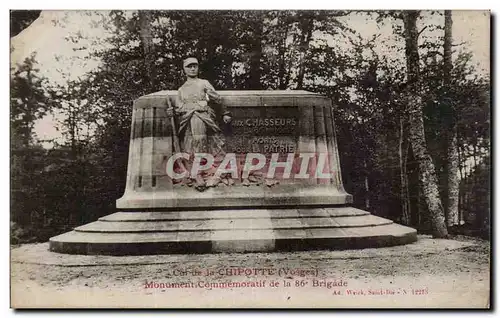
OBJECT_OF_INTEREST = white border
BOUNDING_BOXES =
[5,0,498,10]
[3,1,497,316]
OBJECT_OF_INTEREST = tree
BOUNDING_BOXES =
[275,12,293,89]
[10,54,49,148]
[248,12,264,89]
[403,11,448,237]
[296,12,315,89]
[139,10,157,92]
[443,10,459,227]
[10,54,55,241]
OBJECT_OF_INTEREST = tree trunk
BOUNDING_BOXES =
[249,15,263,89]
[443,10,459,227]
[296,14,314,89]
[443,11,453,80]
[400,114,411,225]
[138,10,156,92]
[457,138,464,224]
[278,14,290,89]
[446,130,459,226]
[284,59,292,89]
[363,159,370,210]
[69,104,77,161]
[203,42,217,84]
[473,143,478,168]
[403,11,448,238]
[223,46,234,89]
[23,69,36,147]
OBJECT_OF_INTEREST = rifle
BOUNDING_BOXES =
[165,95,181,153]
[165,95,188,178]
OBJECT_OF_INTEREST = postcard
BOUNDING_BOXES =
[10,9,491,308]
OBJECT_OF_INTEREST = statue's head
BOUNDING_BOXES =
[183,57,199,78]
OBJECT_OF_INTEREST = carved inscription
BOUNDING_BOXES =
[225,107,299,153]
[226,136,296,154]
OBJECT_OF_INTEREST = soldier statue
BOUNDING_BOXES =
[168,57,232,191]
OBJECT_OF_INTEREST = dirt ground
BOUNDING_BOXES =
[10,235,490,309]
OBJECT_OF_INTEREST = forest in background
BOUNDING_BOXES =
[10,10,490,243]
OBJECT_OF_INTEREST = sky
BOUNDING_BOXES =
[10,10,491,146]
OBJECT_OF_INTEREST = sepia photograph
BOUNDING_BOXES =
[9,9,491,308]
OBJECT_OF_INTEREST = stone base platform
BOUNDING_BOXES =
[49,207,417,255]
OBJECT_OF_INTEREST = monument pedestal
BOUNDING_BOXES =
[116,185,352,209]
[50,207,416,255]
[49,90,417,255]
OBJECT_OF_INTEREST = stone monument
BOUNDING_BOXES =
[49,90,417,255]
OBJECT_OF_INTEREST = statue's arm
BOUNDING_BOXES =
[204,80,221,104]
[174,91,187,114]
[204,80,230,116]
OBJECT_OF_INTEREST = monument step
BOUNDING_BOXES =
[76,215,392,233]
[116,186,353,209]
[99,207,370,222]
[49,223,417,255]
